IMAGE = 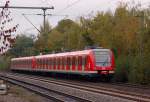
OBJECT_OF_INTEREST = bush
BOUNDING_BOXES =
[0,56,11,71]
[114,55,130,82]
[129,55,150,84]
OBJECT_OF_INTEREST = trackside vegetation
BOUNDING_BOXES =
[1,2,150,84]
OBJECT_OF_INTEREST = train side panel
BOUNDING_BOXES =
[10,49,115,79]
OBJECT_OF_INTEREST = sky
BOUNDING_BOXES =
[0,0,150,36]
[0,0,149,54]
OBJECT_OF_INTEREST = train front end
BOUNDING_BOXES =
[92,49,115,78]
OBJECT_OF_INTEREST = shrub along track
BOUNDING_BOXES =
[0,72,150,102]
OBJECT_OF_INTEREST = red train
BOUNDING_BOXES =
[10,48,115,80]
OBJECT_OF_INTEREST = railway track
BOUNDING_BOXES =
[1,72,150,102]
[106,81,149,90]
[0,73,92,102]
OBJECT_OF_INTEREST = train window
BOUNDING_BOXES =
[78,56,82,66]
[59,57,62,65]
[43,59,45,68]
[48,58,51,65]
[72,56,75,65]
[56,57,58,69]
[60,57,62,69]
[28,60,29,64]
[62,57,65,69]
[58,58,60,69]
[69,57,71,66]
[43,58,45,67]
[49,58,51,69]
[64,57,67,69]
[54,58,56,69]
[70,57,72,68]
[45,58,47,68]
[63,57,65,65]
[55,57,57,69]
[75,56,78,67]
[42,58,44,65]
[47,58,49,65]
[45,58,47,65]
[82,55,87,66]
[57,57,59,65]
[52,58,54,65]
[40,59,42,65]
[51,58,53,66]
[67,57,70,66]
[46,58,48,65]
[39,59,40,65]
[39,59,41,67]
[25,60,27,67]
[42,59,44,66]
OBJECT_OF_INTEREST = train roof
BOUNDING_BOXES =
[35,49,91,59]
[11,49,111,60]
[35,49,110,59]
[11,56,33,61]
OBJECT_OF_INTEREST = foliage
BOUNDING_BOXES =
[8,35,35,57]
[0,56,11,70]
[34,20,52,53]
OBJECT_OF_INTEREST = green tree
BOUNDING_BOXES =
[9,35,35,57]
[34,20,52,53]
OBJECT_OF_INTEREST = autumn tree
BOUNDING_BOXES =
[34,20,52,54]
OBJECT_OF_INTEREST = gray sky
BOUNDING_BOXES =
[0,0,149,35]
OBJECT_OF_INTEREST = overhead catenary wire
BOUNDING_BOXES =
[54,0,82,15]
[22,14,41,33]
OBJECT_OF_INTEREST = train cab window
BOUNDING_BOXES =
[94,51,111,66]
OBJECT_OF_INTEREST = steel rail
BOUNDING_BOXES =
[0,73,92,102]
[5,72,150,102]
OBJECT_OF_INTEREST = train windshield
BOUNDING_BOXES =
[94,51,111,66]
